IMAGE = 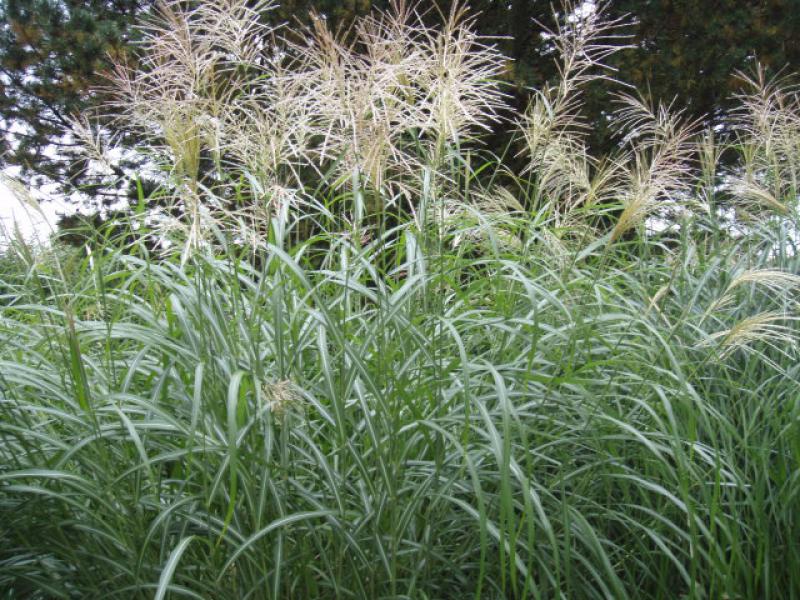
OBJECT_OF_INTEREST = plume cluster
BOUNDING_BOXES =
[729,66,800,217]
[107,0,509,252]
[610,95,699,241]
[85,0,800,261]
[518,1,628,226]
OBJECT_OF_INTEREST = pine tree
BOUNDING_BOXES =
[0,0,142,203]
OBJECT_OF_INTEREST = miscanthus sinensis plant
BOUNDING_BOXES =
[2,1,800,599]
[103,0,509,258]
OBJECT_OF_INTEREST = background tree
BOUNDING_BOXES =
[606,0,800,126]
[0,0,142,204]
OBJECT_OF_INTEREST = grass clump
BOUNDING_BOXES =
[2,1,800,598]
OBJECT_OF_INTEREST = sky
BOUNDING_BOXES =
[0,174,65,247]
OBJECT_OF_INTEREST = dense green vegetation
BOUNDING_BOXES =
[2,1,800,598]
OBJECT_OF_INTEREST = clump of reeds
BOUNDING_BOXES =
[3,2,800,598]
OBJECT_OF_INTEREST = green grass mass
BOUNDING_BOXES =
[2,1,800,597]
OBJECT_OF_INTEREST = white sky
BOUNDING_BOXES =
[0,176,65,247]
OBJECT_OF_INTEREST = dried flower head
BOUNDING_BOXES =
[730,65,800,217]
[284,1,509,188]
[704,311,800,360]
[519,1,629,223]
[610,95,699,241]
[262,379,302,420]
